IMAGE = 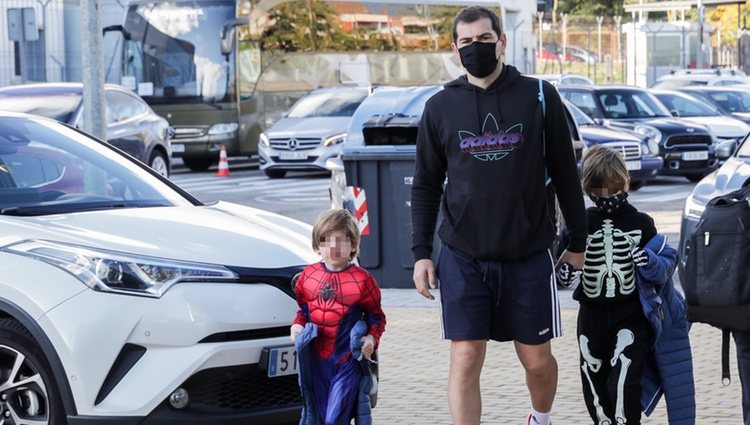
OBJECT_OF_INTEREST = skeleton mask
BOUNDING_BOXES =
[590,192,629,214]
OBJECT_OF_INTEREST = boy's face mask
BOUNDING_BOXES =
[458,41,499,78]
[589,192,629,214]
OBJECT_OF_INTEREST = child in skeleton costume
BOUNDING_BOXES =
[574,145,656,425]
[291,209,386,425]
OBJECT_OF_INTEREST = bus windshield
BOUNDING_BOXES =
[121,1,236,103]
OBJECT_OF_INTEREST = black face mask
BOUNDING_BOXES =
[590,192,629,214]
[458,41,499,78]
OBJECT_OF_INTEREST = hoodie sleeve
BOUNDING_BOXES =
[542,82,587,253]
[411,100,447,261]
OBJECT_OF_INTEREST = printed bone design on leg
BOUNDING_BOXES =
[579,335,611,425]
[611,329,635,424]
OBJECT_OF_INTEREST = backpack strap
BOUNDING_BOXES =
[538,78,551,187]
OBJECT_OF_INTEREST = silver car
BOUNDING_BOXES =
[258,86,370,178]
[679,134,750,280]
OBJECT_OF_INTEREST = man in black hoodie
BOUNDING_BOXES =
[411,6,587,425]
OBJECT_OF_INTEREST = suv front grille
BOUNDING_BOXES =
[181,364,301,412]
[172,127,207,139]
[605,141,641,160]
[665,134,712,148]
[270,138,321,151]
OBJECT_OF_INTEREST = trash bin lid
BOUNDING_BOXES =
[362,114,420,146]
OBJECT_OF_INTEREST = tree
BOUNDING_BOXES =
[261,0,397,52]
[558,0,624,17]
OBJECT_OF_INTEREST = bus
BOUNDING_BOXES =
[107,0,534,171]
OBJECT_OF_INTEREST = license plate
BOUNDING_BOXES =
[682,151,708,161]
[171,143,185,153]
[265,346,298,377]
[625,160,642,171]
[279,151,308,160]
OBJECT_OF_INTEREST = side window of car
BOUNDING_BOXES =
[567,92,598,118]
[106,91,142,123]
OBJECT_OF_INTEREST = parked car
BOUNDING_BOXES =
[530,73,594,86]
[652,89,750,158]
[678,132,750,281]
[676,85,750,126]
[564,45,598,64]
[565,100,663,190]
[0,83,172,177]
[558,85,718,182]
[258,86,370,178]
[0,112,315,424]
[650,73,748,89]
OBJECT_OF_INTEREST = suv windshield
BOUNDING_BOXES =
[121,0,236,103]
[287,90,368,118]
[0,117,193,215]
[597,90,671,119]
[655,93,721,117]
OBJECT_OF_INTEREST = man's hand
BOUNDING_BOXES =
[413,259,436,300]
[557,249,584,271]
[361,334,375,359]
[290,324,304,343]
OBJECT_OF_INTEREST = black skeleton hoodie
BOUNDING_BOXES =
[577,202,657,303]
[411,65,587,261]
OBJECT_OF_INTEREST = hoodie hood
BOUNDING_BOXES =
[443,65,523,133]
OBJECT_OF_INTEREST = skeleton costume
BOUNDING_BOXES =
[574,198,656,425]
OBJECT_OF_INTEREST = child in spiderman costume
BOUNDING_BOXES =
[290,209,386,425]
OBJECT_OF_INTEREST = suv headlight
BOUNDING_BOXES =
[634,124,662,148]
[259,132,270,148]
[208,123,239,135]
[683,193,707,220]
[323,133,347,147]
[2,240,238,298]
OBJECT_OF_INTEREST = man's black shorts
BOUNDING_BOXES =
[436,244,561,344]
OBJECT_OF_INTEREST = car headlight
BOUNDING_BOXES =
[683,192,707,220]
[208,123,239,135]
[2,240,238,298]
[323,133,347,147]
[259,132,270,148]
[634,124,662,148]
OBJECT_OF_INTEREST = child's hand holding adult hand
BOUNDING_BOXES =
[290,324,304,342]
[361,334,375,359]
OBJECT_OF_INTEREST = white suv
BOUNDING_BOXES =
[0,112,314,424]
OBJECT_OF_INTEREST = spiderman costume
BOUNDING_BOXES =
[293,262,386,425]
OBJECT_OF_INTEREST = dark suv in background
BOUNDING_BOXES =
[558,85,718,182]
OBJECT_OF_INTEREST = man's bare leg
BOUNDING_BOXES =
[515,340,557,412]
[448,339,487,425]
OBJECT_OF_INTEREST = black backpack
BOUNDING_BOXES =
[683,179,750,383]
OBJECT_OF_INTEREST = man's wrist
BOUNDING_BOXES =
[413,246,432,262]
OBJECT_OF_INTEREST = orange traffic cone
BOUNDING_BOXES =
[216,145,230,177]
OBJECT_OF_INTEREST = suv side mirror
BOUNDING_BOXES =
[715,140,737,160]
[670,110,680,117]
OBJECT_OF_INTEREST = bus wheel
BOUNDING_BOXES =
[183,157,214,172]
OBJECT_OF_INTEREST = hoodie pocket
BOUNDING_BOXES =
[449,193,540,258]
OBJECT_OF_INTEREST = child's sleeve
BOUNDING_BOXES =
[361,275,386,348]
[292,270,309,326]
[638,242,678,286]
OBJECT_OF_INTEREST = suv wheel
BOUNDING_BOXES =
[0,319,65,425]
[149,150,169,178]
